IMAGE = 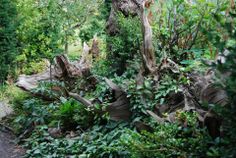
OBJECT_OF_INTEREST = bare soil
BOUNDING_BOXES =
[0,101,24,158]
[0,131,24,158]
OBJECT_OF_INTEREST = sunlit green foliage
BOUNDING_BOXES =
[16,0,100,74]
[152,0,230,63]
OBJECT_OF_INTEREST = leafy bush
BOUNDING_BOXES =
[128,74,180,118]
[31,81,66,100]
[23,122,129,158]
[208,4,236,157]
[152,0,229,63]
[20,60,49,75]
[79,1,109,43]
[0,84,28,103]
[0,0,19,82]
[55,98,92,130]
[107,13,142,76]
[13,99,54,134]
[120,112,215,158]
[23,125,83,158]
[79,19,105,43]
[16,0,63,64]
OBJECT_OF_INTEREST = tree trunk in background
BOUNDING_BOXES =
[64,33,69,54]
[106,0,140,36]
[106,7,119,36]
[107,0,156,75]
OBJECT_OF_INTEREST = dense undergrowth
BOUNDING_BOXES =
[1,0,236,158]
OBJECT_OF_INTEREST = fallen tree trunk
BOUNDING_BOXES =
[69,78,131,121]
[16,42,93,92]
[104,78,132,121]
[16,69,56,91]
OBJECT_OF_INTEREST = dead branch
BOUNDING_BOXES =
[147,110,165,124]
[69,92,93,107]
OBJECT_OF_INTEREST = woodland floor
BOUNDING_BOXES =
[0,101,24,158]
[0,131,24,158]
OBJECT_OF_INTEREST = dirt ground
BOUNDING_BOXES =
[0,101,24,158]
[0,131,24,158]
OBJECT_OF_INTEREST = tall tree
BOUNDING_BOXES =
[0,0,18,83]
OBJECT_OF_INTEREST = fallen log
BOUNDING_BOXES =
[69,78,131,121]
[105,78,132,121]
[146,79,225,138]
[16,69,56,91]
[16,42,94,92]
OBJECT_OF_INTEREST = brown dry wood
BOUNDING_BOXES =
[16,42,93,92]
[104,77,124,98]
[147,110,165,124]
[109,0,156,75]
[107,95,131,121]
[16,69,56,91]
[69,78,131,121]
[89,36,100,59]
[139,0,156,74]
[69,92,93,107]
[105,78,131,121]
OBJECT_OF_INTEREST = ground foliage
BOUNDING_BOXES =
[0,0,236,158]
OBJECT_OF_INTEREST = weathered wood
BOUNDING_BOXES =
[69,92,93,107]
[134,121,154,133]
[16,69,56,91]
[16,42,94,92]
[112,0,140,16]
[89,36,100,59]
[105,78,132,121]
[139,0,156,74]
[70,78,131,121]
[147,110,165,124]
[105,77,124,98]
[107,95,131,121]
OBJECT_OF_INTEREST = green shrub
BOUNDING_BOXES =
[0,0,19,83]
[23,122,130,158]
[21,60,49,75]
[31,81,66,100]
[13,99,53,134]
[128,74,180,118]
[106,13,142,76]
[23,125,83,158]
[55,98,92,130]
[209,4,236,157]
[120,112,213,158]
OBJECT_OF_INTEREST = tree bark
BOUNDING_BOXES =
[139,0,156,74]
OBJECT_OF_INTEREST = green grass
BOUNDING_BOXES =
[68,39,83,61]
[0,84,28,103]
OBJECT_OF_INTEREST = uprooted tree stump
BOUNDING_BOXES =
[15,0,228,139]
[142,70,228,139]
[16,40,131,122]
[16,42,95,92]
